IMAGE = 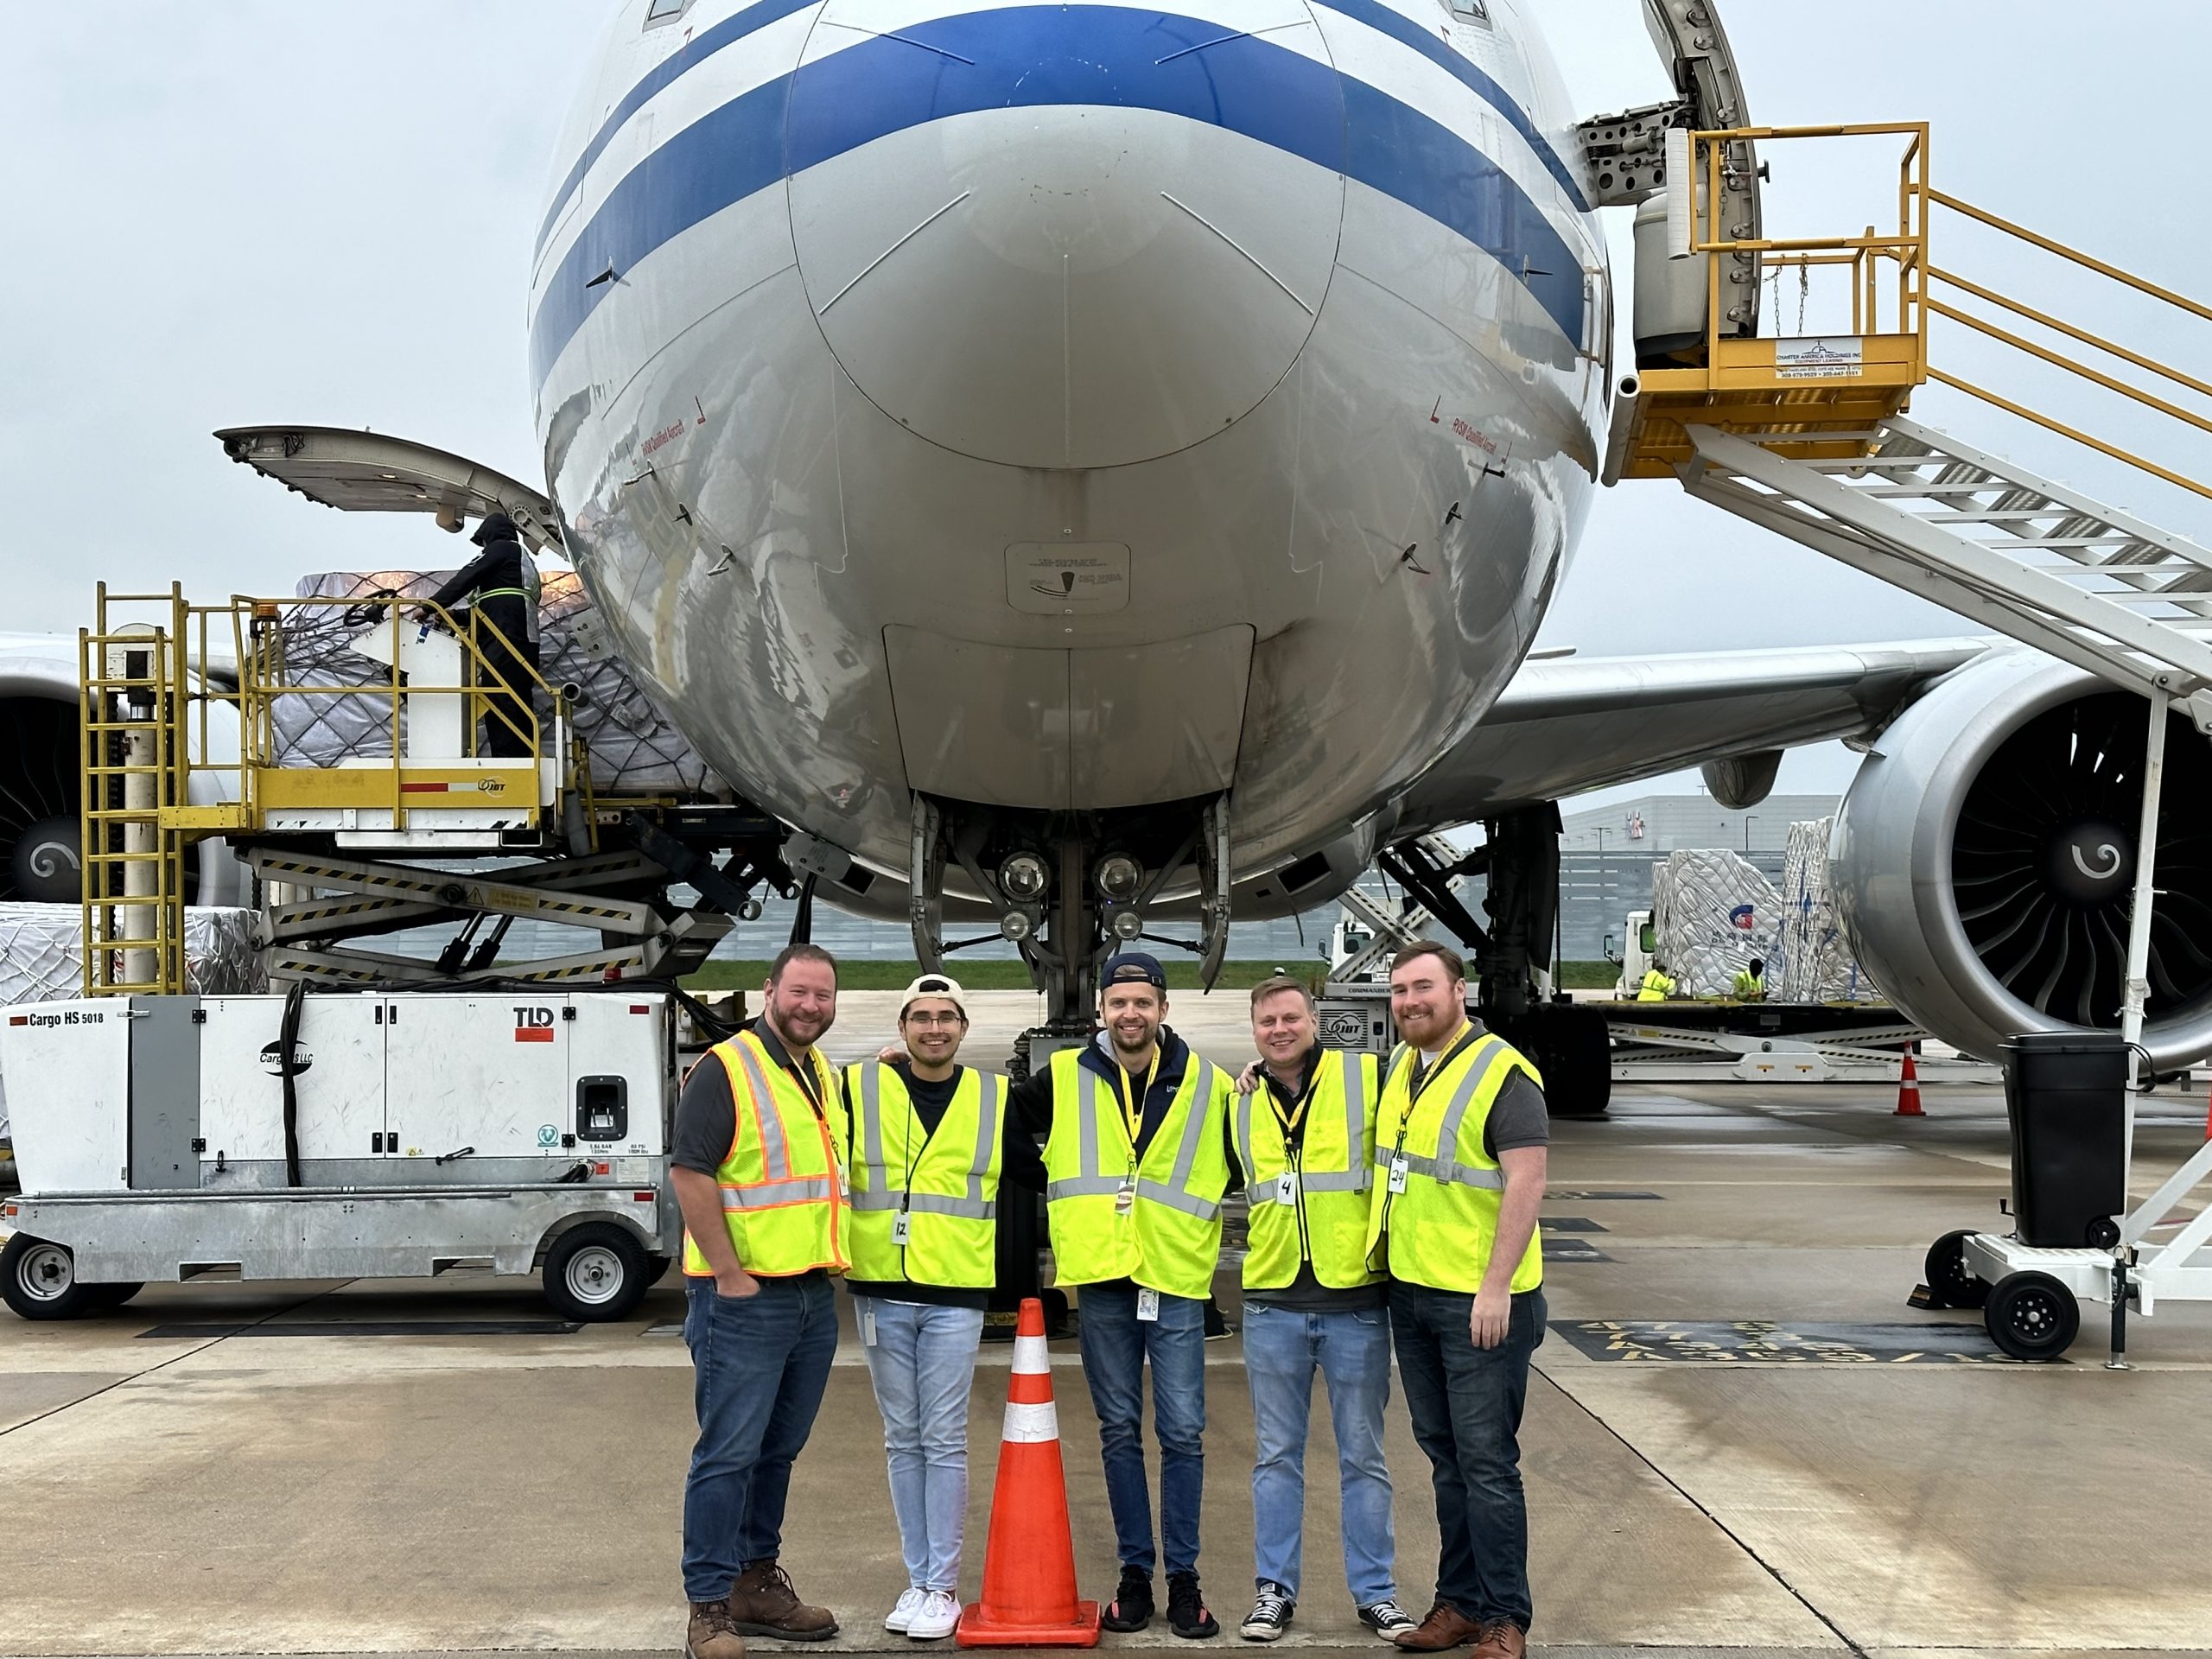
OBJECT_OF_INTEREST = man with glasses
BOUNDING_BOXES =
[841,976,1040,1639]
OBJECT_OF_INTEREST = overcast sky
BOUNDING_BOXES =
[5,2,2208,809]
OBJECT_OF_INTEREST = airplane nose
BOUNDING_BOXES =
[786,3,1344,469]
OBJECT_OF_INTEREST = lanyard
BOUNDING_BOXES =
[899,1066,958,1205]
[1268,1058,1321,1141]
[1116,1052,1159,1159]
[1395,1022,1475,1149]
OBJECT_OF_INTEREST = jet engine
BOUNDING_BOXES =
[0,647,249,910]
[1832,651,2212,1069]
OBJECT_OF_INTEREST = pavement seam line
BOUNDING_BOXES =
[1532,1361,1869,1658]
[0,1279,358,1442]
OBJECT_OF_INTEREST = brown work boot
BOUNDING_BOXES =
[686,1599,747,1659]
[1394,1601,1484,1651]
[1470,1619,1526,1659]
[727,1560,839,1641]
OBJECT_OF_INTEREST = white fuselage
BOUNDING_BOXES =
[530,0,1608,900]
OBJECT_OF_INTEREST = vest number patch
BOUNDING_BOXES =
[1388,1154,1409,1195]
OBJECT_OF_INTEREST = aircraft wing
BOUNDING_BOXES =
[1394,638,1994,832]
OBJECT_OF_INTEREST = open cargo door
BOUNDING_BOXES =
[214,426,563,552]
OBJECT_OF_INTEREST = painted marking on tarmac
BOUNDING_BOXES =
[1541,1237,1614,1263]
[136,1319,582,1339]
[1554,1318,2036,1363]
[1547,1189,1663,1200]
[1540,1216,1611,1232]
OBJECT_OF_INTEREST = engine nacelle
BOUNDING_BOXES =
[1833,651,2212,1069]
[3,642,249,910]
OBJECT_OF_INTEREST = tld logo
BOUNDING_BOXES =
[513,1006,557,1043]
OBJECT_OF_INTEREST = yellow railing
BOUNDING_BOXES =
[1638,122,2211,499]
[78,585,576,995]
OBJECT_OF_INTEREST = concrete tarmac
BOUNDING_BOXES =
[5,990,2210,1657]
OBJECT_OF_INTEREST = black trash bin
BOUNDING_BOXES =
[2000,1031,2127,1249]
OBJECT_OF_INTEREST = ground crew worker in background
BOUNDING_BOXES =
[1367,942,1548,1659]
[1731,958,1766,1001]
[1228,977,1415,1644]
[1003,952,1236,1641]
[670,943,848,1657]
[421,509,541,757]
[1636,960,1676,1001]
[842,975,1044,1641]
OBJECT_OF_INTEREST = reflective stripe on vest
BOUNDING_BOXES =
[1041,1047,1229,1298]
[1366,1033,1542,1294]
[1231,1048,1381,1290]
[843,1064,1005,1287]
[681,1031,849,1277]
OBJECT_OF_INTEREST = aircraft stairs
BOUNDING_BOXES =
[1610,120,2212,1075]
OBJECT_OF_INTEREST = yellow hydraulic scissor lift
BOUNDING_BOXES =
[79,583,593,996]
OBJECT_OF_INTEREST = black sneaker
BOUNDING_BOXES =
[1239,1582,1294,1641]
[1358,1599,1418,1642]
[1167,1573,1221,1640]
[1101,1567,1154,1633]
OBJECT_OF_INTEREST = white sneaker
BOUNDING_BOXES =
[886,1587,926,1632]
[906,1589,962,1640]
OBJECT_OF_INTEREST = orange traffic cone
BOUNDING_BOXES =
[1895,1045,1924,1117]
[956,1297,1100,1649]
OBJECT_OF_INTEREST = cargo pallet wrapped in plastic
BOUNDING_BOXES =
[1650,849,1780,998]
[272,569,713,797]
[1772,818,1876,1002]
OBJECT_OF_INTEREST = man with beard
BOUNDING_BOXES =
[671,943,849,1658]
[1002,953,1236,1641]
[1366,942,1548,1659]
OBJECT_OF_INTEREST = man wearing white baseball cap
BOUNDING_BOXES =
[841,974,1041,1639]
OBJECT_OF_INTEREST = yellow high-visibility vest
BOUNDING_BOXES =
[1637,969,1675,1001]
[1230,1048,1382,1291]
[1040,1045,1230,1300]
[681,1028,849,1277]
[1365,1029,1544,1295]
[842,1062,1005,1287]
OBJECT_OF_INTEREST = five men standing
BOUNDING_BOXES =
[672,939,1550,1656]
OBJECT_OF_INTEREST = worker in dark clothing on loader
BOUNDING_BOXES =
[421,510,541,758]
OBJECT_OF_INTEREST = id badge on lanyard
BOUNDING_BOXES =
[890,1207,912,1247]
[1137,1287,1160,1321]
[1274,1171,1299,1205]
[1387,1152,1409,1194]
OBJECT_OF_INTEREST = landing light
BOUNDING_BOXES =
[1109,910,1144,942]
[1095,854,1142,900]
[998,851,1049,902]
[999,912,1033,943]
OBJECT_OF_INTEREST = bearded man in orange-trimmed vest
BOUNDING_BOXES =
[670,942,849,1658]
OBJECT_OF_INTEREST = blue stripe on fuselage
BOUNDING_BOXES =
[1310,0,1591,212]
[535,0,818,258]
[528,5,1589,389]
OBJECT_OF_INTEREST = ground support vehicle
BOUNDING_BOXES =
[0,988,683,1322]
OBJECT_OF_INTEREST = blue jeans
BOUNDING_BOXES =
[855,1297,986,1593]
[681,1274,840,1602]
[1389,1281,1547,1630]
[1242,1301,1397,1605]
[1076,1284,1207,1577]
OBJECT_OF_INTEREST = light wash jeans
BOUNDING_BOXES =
[1242,1300,1397,1605]
[855,1296,987,1593]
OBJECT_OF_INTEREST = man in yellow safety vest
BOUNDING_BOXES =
[1227,976,1417,1644]
[1001,951,1236,1641]
[1367,942,1549,1659]
[1636,963,1676,1001]
[841,974,1042,1641]
[670,942,848,1658]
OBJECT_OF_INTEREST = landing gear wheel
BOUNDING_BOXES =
[1,1234,107,1321]
[1984,1270,2080,1362]
[1922,1230,1988,1310]
[1514,1004,1611,1117]
[542,1223,652,1323]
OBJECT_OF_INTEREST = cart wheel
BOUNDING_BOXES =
[88,1281,144,1310]
[644,1254,673,1286]
[1,1234,105,1321]
[2085,1216,2121,1250]
[543,1223,652,1323]
[1984,1270,2080,1362]
[1923,1230,1988,1309]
